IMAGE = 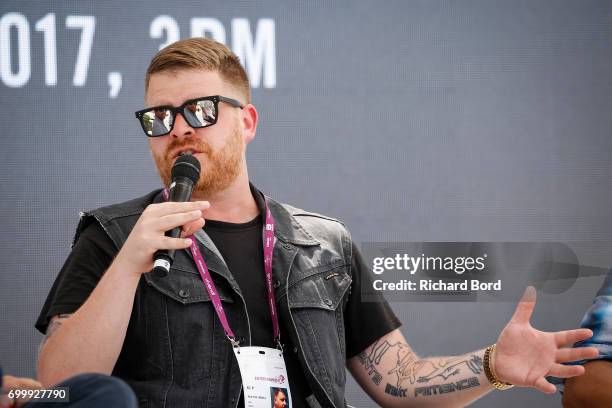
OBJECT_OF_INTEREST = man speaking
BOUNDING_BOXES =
[36,38,597,407]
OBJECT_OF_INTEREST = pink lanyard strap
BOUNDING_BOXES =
[162,189,280,347]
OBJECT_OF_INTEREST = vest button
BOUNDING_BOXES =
[273,280,281,289]
[283,243,294,250]
[292,346,298,354]
[178,289,190,298]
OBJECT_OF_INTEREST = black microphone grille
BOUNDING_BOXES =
[171,154,201,184]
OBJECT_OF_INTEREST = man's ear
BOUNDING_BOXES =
[241,103,258,144]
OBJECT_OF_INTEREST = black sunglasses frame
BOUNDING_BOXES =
[134,95,244,137]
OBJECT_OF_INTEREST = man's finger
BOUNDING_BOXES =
[554,328,593,347]
[2,376,42,390]
[148,201,210,216]
[556,346,598,362]
[547,363,585,378]
[534,376,556,394]
[181,218,205,238]
[156,210,204,232]
[159,236,194,250]
[510,286,537,323]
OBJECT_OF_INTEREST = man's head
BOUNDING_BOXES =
[143,38,257,197]
[273,389,287,408]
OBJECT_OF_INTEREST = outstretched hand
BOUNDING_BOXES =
[493,286,599,393]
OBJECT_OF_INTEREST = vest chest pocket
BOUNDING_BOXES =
[286,261,351,310]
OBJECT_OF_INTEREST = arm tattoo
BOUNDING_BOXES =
[413,355,483,384]
[358,339,417,387]
[358,338,486,399]
[357,351,384,386]
[383,356,483,398]
[385,376,481,399]
[39,314,72,350]
[413,377,480,397]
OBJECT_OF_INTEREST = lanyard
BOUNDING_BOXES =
[162,189,280,348]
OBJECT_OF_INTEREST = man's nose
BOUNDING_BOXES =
[170,112,195,139]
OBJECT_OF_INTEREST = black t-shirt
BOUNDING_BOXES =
[36,212,400,407]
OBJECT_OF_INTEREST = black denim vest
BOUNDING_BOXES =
[73,189,353,408]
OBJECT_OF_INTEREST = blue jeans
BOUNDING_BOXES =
[24,373,137,408]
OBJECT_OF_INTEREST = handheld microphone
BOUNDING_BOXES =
[152,154,201,277]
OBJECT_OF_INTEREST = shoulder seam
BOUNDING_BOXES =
[292,212,344,225]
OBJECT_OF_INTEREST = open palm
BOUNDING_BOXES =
[494,287,598,393]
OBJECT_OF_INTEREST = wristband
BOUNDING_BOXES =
[484,344,514,390]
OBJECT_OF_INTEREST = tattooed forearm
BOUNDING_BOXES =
[352,329,491,404]
[358,339,486,399]
[349,331,491,405]
[413,376,480,397]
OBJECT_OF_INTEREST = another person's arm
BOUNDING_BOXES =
[562,270,612,407]
[37,201,208,387]
[563,360,612,407]
[1,372,42,408]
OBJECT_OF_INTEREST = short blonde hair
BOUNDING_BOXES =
[145,38,251,103]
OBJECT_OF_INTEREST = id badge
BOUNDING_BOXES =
[233,346,292,408]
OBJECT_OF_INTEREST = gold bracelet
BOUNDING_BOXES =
[484,344,514,390]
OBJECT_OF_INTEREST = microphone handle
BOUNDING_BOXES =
[152,177,195,277]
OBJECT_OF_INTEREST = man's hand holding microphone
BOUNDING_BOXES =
[114,154,205,278]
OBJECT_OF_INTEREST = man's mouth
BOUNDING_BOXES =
[172,148,201,159]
